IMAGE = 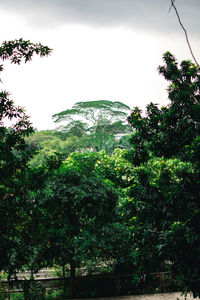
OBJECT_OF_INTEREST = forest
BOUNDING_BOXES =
[1,39,200,299]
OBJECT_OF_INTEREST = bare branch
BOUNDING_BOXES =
[169,0,199,66]
[168,0,175,13]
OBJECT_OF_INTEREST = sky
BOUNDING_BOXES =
[1,0,200,130]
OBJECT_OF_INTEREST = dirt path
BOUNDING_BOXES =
[75,293,199,300]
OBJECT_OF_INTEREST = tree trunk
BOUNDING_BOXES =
[69,258,76,298]
[7,274,11,300]
[62,264,68,298]
[115,276,121,296]
[23,280,30,300]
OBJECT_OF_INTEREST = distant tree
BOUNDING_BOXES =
[53,99,132,136]
[26,131,96,167]
[27,120,133,167]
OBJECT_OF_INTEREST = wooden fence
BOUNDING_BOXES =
[0,271,174,299]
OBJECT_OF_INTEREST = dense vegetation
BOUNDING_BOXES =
[1,40,200,299]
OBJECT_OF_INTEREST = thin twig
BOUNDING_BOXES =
[168,0,174,13]
[169,0,199,66]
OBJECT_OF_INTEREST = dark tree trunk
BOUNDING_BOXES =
[23,280,30,300]
[62,264,68,298]
[115,276,121,296]
[69,258,76,298]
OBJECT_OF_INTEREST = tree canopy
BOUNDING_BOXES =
[52,100,132,137]
[28,151,120,297]
[26,100,133,165]
[128,52,200,164]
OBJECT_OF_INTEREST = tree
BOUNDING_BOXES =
[128,52,200,163]
[0,38,51,278]
[26,130,78,167]
[26,120,133,168]
[93,149,135,274]
[52,100,132,151]
[126,52,200,297]
[31,151,119,297]
[26,130,106,167]
[52,100,130,133]
[26,148,136,296]
[124,158,200,295]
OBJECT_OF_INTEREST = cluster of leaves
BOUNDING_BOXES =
[128,52,200,164]
[0,38,51,68]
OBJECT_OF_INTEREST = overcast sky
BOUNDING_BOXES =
[1,0,200,130]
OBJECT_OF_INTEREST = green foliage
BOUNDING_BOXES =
[0,92,35,275]
[56,120,88,138]
[94,149,134,189]
[0,38,51,66]
[52,100,130,128]
[0,38,51,276]
[28,152,119,277]
[0,284,7,300]
[27,132,78,168]
[27,129,133,168]
[23,280,46,300]
[127,158,200,295]
[128,52,200,162]
[126,52,200,298]
[52,100,132,153]
[45,288,63,299]
[26,100,133,168]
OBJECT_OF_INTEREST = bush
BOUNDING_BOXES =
[23,281,45,300]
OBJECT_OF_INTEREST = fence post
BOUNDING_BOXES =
[115,276,121,296]
[160,272,165,292]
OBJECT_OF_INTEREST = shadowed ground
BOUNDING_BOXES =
[74,293,199,300]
